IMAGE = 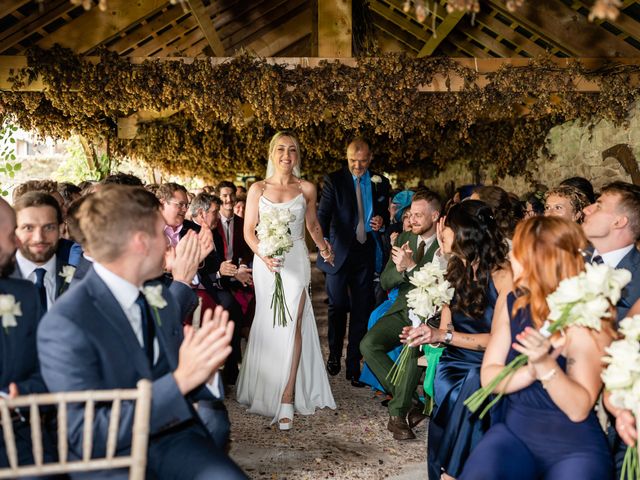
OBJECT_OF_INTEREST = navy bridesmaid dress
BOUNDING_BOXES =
[459,293,613,480]
[428,280,498,480]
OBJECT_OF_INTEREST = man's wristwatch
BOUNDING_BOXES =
[443,330,453,345]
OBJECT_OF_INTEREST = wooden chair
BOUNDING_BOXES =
[0,379,152,479]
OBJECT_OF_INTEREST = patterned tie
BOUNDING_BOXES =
[355,177,366,244]
[34,268,47,313]
[591,254,604,265]
[135,293,155,366]
[224,218,233,260]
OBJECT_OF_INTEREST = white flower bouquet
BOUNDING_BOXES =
[465,263,631,418]
[602,314,640,480]
[387,262,454,386]
[257,206,296,327]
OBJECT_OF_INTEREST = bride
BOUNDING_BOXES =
[236,131,337,430]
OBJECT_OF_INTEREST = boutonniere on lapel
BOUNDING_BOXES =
[371,175,382,185]
[0,294,22,334]
[58,265,76,294]
[142,285,168,326]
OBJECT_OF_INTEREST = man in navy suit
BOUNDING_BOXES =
[37,185,246,479]
[582,181,640,478]
[10,192,72,311]
[317,138,391,386]
[0,197,58,468]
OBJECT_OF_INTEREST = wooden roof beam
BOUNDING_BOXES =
[244,8,311,57]
[570,0,640,44]
[318,0,352,57]
[37,0,169,54]
[485,0,639,57]
[417,7,464,57]
[187,0,225,55]
[473,11,548,57]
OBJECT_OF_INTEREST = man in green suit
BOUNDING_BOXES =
[360,189,442,440]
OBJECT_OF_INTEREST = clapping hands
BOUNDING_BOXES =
[391,241,415,272]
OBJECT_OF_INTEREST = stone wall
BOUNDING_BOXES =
[419,103,640,197]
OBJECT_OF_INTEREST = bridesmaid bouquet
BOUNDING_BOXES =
[257,206,296,327]
[387,262,453,386]
[465,263,631,419]
[601,314,640,480]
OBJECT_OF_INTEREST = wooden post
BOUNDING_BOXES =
[318,0,352,57]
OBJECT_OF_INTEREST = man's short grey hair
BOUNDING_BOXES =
[189,193,221,217]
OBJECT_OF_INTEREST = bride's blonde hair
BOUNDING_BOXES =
[266,131,302,178]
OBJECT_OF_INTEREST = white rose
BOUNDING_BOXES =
[602,363,634,391]
[371,175,382,184]
[142,285,167,309]
[0,294,21,330]
[620,316,640,340]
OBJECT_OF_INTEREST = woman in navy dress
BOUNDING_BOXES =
[460,216,614,480]
[404,200,512,480]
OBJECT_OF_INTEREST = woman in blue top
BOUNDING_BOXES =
[460,216,614,480]
[404,200,512,480]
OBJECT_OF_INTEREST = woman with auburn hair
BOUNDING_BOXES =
[460,216,614,480]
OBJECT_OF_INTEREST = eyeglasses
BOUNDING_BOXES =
[166,200,190,209]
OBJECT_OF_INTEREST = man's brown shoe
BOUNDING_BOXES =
[407,405,428,429]
[387,415,416,440]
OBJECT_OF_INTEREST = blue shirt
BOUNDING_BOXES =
[352,170,373,233]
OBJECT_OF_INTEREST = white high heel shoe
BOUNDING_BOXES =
[278,403,294,431]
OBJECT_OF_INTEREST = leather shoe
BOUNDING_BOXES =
[326,357,341,376]
[387,415,416,440]
[349,377,366,388]
[407,404,428,429]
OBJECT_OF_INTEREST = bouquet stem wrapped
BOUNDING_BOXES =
[256,207,296,327]
[465,263,631,419]
[386,262,453,388]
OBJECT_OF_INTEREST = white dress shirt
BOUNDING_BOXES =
[15,250,57,309]
[593,244,635,268]
[93,262,221,397]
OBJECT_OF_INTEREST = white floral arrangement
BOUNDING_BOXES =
[602,314,640,480]
[0,294,21,332]
[466,263,631,418]
[387,261,453,386]
[370,174,382,184]
[256,206,296,327]
[58,265,76,294]
[143,285,167,326]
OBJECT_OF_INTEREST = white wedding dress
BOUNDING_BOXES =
[236,193,336,423]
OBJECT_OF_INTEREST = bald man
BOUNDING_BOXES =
[0,198,58,469]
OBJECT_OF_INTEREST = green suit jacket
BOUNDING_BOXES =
[380,231,440,319]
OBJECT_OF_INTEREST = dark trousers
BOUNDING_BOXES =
[209,288,243,385]
[326,237,375,378]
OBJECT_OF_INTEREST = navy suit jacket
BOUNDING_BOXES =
[317,167,391,273]
[616,246,640,322]
[0,278,46,395]
[37,268,217,459]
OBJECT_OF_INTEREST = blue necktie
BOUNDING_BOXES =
[34,268,47,313]
[135,293,155,366]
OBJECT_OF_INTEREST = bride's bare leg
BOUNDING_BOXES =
[280,291,306,425]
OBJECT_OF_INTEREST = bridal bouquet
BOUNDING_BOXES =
[465,263,631,419]
[257,206,296,327]
[387,262,454,387]
[602,314,640,480]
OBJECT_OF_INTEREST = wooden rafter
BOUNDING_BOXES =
[485,0,639,57]
[1,0,31,15]
[570,0,640,43]
[36,0,169,54]
[244,8,310,56]
[473,11,548,57]
[187,0,225,55]
[417,8,464,57]
[0,0,77,52]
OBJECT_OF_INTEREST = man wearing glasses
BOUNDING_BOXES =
[158,183,191,248]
